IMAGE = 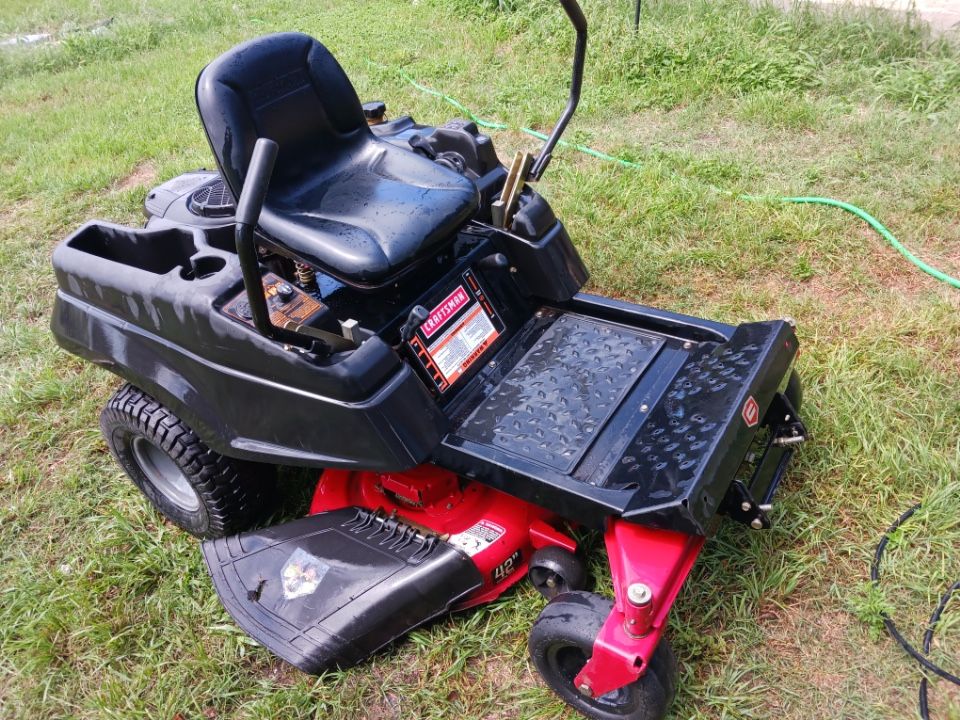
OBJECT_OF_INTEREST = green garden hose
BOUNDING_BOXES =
[396,69,509,131]
[742,195,960,290]
[387,68,960,291]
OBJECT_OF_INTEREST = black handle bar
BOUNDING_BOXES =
[528,0,588,181]
[234,138,313,349]
[236,138,278,227]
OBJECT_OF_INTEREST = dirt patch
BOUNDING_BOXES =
[114,161,157,192]
[474,653,535,693]
[253,656,300,687]
[0,197,44,230]
[927,680,960,717]
[759,599,916,718]
[920,226,960,276]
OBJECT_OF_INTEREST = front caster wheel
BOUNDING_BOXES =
[100,383,275,539]
[529,591,678,720]
[528,545,588,600]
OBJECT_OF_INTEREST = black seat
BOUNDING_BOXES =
[196,32,478,286]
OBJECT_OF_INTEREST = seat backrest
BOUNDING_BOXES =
[195,32,369,199]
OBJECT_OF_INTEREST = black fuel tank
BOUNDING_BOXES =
[202,507,483,673]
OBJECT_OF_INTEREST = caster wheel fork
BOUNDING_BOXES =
[528,591,678,720]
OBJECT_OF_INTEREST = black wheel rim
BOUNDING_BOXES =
[530,566,567,596]
[548,642,632,709]
[131,436,201,512]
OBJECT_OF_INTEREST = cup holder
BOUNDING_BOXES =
[181,255,227,281]
[67,223,198,275]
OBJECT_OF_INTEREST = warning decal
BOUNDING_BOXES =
[280,547,329,600]
[448,519,505,556]
[409,271,503,392]
[428,304,498,384]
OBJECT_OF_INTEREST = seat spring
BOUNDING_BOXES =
[294,261,317,290]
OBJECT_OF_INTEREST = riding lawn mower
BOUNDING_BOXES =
[51,2,807,717]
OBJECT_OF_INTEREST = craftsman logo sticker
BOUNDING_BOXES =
[408,272,504,393]
[742,396,760,428]
[421,286,470,339]
[280,547,329,600]
[448,519,505,556]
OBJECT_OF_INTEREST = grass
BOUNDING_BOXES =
[1,0,959,717]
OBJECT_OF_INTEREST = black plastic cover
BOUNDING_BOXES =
[51,221,448,469]
[144,170,225,224]
[491,220,589,303]
[202,507,483,673]
[511,189,557,240]
[418,120,502,179]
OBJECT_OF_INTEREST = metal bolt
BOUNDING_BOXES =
[276,283,295,302]
[640,403,649,412]
[626,582,653,606]
[545,577,556,588]
[683,341,693,350]
[535,310,543,318]
[488,360,496,368]
[740,500,752,512]
[578,683,593,698]
[751,518,764,530]
[773,435,806,447]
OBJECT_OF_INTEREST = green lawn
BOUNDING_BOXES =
[1,0,959,718]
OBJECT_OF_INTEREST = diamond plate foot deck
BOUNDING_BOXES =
[603,322,784,527]
[457,314,664,472]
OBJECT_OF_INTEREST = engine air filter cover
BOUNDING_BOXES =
[189,177,235,218]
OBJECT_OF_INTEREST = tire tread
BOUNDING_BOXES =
[100,383,273,538]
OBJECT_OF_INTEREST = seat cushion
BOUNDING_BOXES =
[260,138,478,285]
[195,32,478,287]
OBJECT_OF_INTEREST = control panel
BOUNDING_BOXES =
[222,273,328,329]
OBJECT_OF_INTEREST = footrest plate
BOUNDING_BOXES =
[457,314,664,472]
[202,508,483,673]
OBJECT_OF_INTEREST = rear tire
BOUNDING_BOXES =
[99,383,275,539]
[529,591,677,720]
